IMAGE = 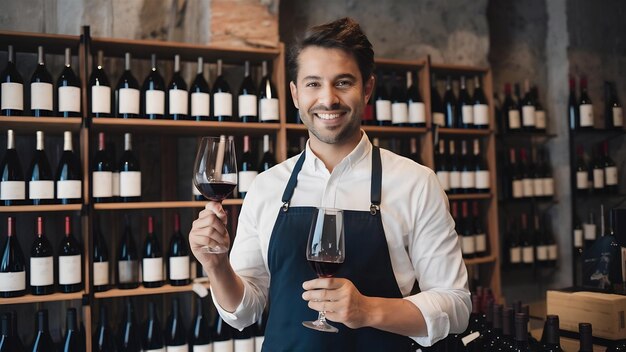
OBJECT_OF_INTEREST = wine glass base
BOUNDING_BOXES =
[200,245,229,254]
[302,320,339,333]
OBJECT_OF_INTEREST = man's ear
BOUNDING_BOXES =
[289,81,299,110]
[364,74,375,104]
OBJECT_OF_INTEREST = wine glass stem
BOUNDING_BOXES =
[318,311,328,324]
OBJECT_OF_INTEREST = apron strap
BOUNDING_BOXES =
[280,151,306,211]
[370,146,382,215]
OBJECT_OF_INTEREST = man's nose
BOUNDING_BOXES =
[317,85,340,108]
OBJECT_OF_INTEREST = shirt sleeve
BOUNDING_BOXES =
[211,179,270,330]
[404,170,471,347]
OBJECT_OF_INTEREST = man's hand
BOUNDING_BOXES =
[189,201,231,271]
[302,278,372,329]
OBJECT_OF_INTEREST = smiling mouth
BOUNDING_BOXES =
[314,112,345,120]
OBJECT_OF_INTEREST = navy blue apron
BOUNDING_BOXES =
[262,146,418,352]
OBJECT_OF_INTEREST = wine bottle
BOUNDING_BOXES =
[435,139,450,192]
[7,312,24,351]
[520,213,535,268]
[89,50,111,117]
[260,135,276,172]
[61,308,81,351]
[448,140,461,194]
[431,73,445,127]
[508,148,523,199]
[460,295,485,350]
[238,60,258,122]
[30,310,54,352]
[473,76,489,129]
[460,201,476,259]
[602,141,618,193]
[460,140,475,193]
[0,313,11,352]
[30,46,53,117]
[569,76,579,130]
[583,212,597,250]
[486,304,504,350]
[59,216,82,293]
[0,217,25,297]
[212,313,234,352]
[28,131,54,205]
[573,215,584,259]
[116,52,140,118]
[458,76,474,129]
[534,215,549,267]
[117,299,141,352]
[93,305,114,352]
[168,54,188,120]
[362,89,375,126]
[142,54,165,120]
[513,313,531,352]
[56,131,82,204]
[165,298,188,351]
[539,148,555,199]
[472,139,489,193]
[521,79,535,131]
[406,71,425,127]
[408,137,421,164]
[107,141,119,201]
[530,147,544,198]
[1,45,23,116]
[169,212,190,286]
[374,71,391,126]
[212,59,233,122]
[578,323,593,352]
[119,133,141,202]
[508,219,522,269]
[93,218,110,292]
[578,76,594,129]
[519,148,534,198]
[606,81,624,130]
[500,307,515,350]
[142,301,164,351]
[30,216,54,295]
[118,217,139,289]
[259,60,279,123]
[473,201,487,257]
[545,219,558,268]
[541,315,564,351]
[575,145,589,194]
[443,76,457,128]
[142,215,164,288]
[390,72,408,126]
[92,132,113,202]
[0,129,26,205]
[592,144,605,193]
[191,57,210,121]
[57,48,81,117]
[503,83,521,133]
[234,326,255,352]
[239,135,258,199]
[189,296,212,350]
[533,86,547,132]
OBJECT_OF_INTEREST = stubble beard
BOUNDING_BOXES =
[303,109,362,145]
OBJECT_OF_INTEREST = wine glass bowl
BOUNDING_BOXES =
[193,136,237,253]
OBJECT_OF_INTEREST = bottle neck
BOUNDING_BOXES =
[262,61,269,77]
[7,130,15,150]
[37,311,49,333]
[243,136,250,153]
[125,53,131,71]
[37,217,44,238]
[473,140,480,156]
[97,50,104,69]
[197,57,203,74]
[7,217,14,238]
[263,135,270,153]
[98,133,106,152]
[410,138,417,154]
[64,132,73,152]
[406,72,413,89]
[64,48,71,68]
[174,55,180,73]
[151,54,157,72]
[7,45,14,64]
[66,309,77,332]
[36,131,44,151]
[244,61,250,77]
[217,59,223,77]
[65,216,71,238]
[449,141,456,155]
[37,46,45,66]
[124,134,132,151]
[148,216,154,235]
[174,213,180,233]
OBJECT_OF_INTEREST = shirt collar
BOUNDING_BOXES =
[304,130,372,173]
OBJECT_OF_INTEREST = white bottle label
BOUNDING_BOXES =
[234,338,254,352]
[475,170,490,190]
[436,171,450,191]
[613,107,624,127]
[375,100,391,121]
[522,179,534,197]
[238,171,258,193]
[583,223,596,241]
[169,256,190,280]
[213,340,234,352]
[58,86,81,113]
[57,180,81,199]
[31,82,53,110]
[93,171,113,198]
[169,89,189,115]
[59,254,82,285]
[579,104,594,127]
[29,180,54,200]
[91,85,111,114]
[606,166,618,186]
[473,104,489,126]
[118,88,140,114]
[145,90,165,115]
[1,181,25,200]
[548,245,558,260]
[112,172,120,197]
[93,261,109,286]
[142,257,164,282]
[433,112,445,127]
[449,171,461,189]
[214,92,233,116]
[391,102,408,124]
[462,236,476,255]
[522,106,535,127]
[576,171,588,190]
[191,92,210,117]
[118,260,138,283]
[30,256,53,286]
[535,110,546,129]
[238,94,257,117]
[1,82,23,110]
[593,169,605,189]
[543,178,554,196]
[254,336,264,352]
[512,180,523,198]
[508,110,521,129]
[408,102,426,124]
[146,348,165,352]
[260,98,279,121]
[461,171,475,189]
[167,344,188,352]
[510,247,522,264]
[462,105,474,124]
[536,246,549,261]
[475,233,487,252]
[522,247,534,263]
[120,171,141,197]
[0,271,25,291]
[194,344,213,352]
[574,229,583,248]
[532,178,544,197]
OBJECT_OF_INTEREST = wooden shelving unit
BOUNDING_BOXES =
[0,116,83,133]
[0,204,83,213]
[448,193,493,201]
[93,199,242,210]
[91,118,281,136]
[94,283,209,299]
[0,291,84,306]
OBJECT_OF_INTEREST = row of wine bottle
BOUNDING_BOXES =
[575,142,620,194]
[501,147,555,200]
[568,76,624,130]
[429,75,490,129]
[573,205,619,254]
[506,213,559,269]
[451,201,489,259]
[495,80,548,134]
[434,138,491,194]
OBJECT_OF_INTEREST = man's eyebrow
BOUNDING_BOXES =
[301,74,358,81]
[302,75,322,81]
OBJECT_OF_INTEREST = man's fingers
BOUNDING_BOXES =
[302,277,340,290]
[204,201,228,224]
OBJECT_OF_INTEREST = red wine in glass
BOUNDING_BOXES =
[195,181,236,202]
[308,257,342,278]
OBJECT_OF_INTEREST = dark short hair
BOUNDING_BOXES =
[287,17,375,85]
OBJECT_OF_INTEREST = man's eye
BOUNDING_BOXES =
[337,80,352,87]
[305,82,319,87]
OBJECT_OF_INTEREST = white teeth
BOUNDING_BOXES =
[317,113,341,120]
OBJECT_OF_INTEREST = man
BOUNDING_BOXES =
[189,17,470,351]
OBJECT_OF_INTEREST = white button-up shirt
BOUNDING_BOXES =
[212,131,471,347]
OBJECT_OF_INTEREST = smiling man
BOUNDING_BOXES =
[189,17,471,351]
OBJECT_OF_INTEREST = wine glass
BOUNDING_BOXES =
[302,207,345,333]
[193,135,238,254]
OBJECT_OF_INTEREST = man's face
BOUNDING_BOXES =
[290,46,374,146]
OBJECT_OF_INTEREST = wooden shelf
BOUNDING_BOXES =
[447,193,492,200]
[94,283,208,299]
[436,128,492,136]
[375,57,427,69]
[0,291,84,305]
[0,117,83,134]
[464,255,497,266]
[0,31,80,54]
[430,63,490,75]
[284,123,428,136]
[93,199,243,210]
[91,118,281,136]
[496,132,557,139]
[0,204,83,213]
